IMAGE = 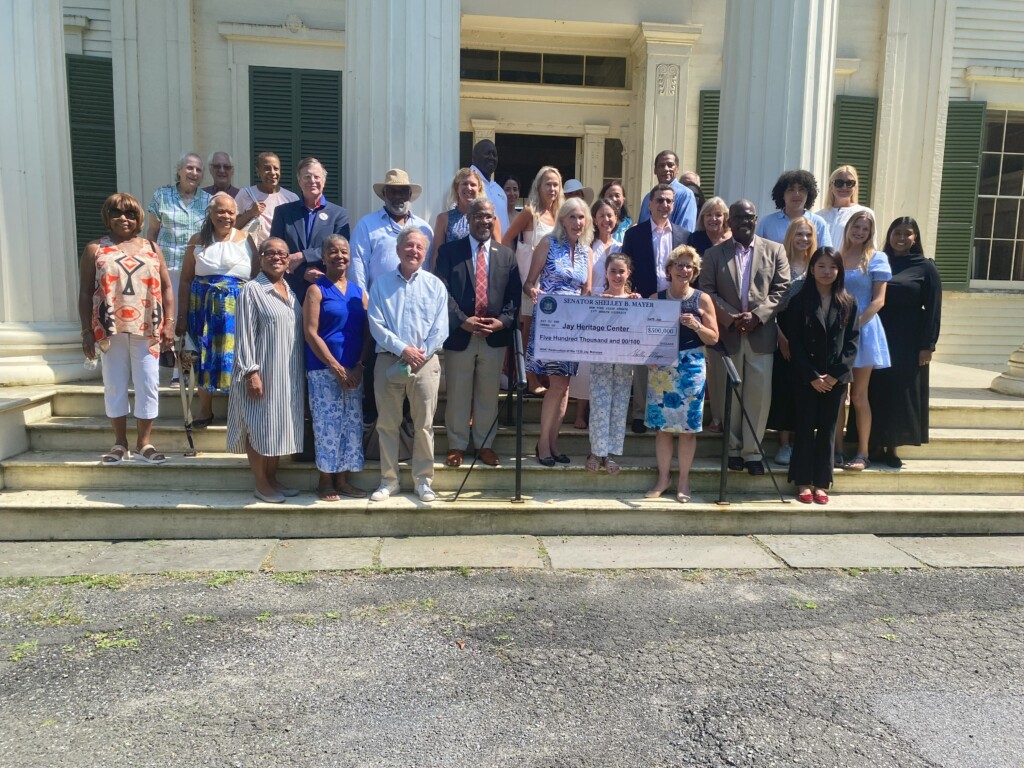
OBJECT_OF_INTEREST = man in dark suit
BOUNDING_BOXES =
[699,199,790,475]
[620,183,690,432]
[434,198,521,467]
[269,156,350,303]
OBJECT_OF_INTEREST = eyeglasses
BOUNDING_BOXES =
[109,208,138,220]
[212,164,233,171]
[833,179,856,188]
[262,252,289,260]
[673,263,695,271]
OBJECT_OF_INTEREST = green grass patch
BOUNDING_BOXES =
[7,641,39,662]
[271,571,314,586]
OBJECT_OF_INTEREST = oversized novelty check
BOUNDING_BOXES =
[532,295,680,365]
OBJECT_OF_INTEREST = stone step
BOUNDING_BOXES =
[3,450,1023,495]
[24,416,1024,461]
[1,489,1021,540]
[49,385,1024,431]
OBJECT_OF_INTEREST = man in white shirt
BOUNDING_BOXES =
[367,227,450,503]
[350,168,433,290]
[470,140,510,234]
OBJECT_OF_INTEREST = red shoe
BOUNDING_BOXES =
[813,489,830,505]
[796,489,813,504]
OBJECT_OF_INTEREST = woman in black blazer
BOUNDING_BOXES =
[782,247,860,504]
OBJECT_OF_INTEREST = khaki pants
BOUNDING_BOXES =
[444,336,505,450]
[724,335,773,462]
[374,353,440,486]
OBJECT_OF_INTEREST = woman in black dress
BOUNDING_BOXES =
[867,217,941,468]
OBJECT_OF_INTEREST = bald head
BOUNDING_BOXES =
[728,200,757,246]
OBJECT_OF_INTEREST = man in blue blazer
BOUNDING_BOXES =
[620,183,690,432]
[270,156,350,303]
[434,199,521,467]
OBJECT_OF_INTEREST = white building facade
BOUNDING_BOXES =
[1,0,1022,385]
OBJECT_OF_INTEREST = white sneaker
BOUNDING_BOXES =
[774,444,793,466]
[369,481,399,502]
[415,481,437,502]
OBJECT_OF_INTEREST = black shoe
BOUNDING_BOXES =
[632,419,647,434]
[884,451,903,469]
[746,460,765,476]
[727,456,745,472]
[536,455,556,467]
[553,454,570,464]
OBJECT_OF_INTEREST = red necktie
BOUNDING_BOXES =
[474,241,488,317]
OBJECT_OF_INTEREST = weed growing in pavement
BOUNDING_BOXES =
[2,590,84,627]
[255,611,272,622]
[789,596,818,610]
[323,612,341,620]
[875,616,898,624]
[456,566,471,578]
[205,571,249,588]
[877,633,900,642]
[58,574,128,590]
[356,566,410,576]
[272,571,313,586]
[292,614,319,626]
[85,631,139,651]
[182,614,218,626]
[352,598,439,619]
[6,641,39,662]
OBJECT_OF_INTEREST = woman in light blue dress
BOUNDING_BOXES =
[836,209,891,471]
[524,198,593,466]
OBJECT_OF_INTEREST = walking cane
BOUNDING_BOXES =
[175,335,198,457]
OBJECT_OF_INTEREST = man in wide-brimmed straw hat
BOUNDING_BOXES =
[350,168,433,290]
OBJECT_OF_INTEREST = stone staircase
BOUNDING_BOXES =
[1,362,1023,540]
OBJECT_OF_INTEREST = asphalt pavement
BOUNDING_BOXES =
[1,568,1022,767]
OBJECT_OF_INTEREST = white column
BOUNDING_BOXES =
[582,125,610,198]
[343,0,460,225]
[0,1,84,385]
[717,0,838,215]
[991,347,1024,397]
[110,0,195,203]
[471,118,497,147]
[628,23,702,211]
[873,0,956,252]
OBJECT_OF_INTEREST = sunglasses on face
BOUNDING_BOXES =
[833,179,856,188]
[212,164,233,171]
[109,208,138,220]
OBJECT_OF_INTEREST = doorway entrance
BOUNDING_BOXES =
[494,133,578,199]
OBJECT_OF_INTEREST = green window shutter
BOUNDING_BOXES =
[66,54,118,255]
[250,67,343,202]
[830,95,878,206]
[696,90,720,197]
[935,100,986,289]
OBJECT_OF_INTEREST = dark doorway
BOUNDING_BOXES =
[460,133,578,201]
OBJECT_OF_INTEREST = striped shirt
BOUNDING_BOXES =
[226,273,304,457]
[148,185,212,272]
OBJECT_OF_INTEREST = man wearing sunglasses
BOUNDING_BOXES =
[202,151,240,198]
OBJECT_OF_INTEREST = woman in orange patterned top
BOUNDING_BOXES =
[78,193,176,465]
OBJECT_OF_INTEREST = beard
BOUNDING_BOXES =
[384,199,410,218]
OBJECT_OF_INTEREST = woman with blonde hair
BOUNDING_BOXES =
[644,245,718,502]
[835,209,891,471]
[687,197,731,256]
[767,217,818,465]
[504,165,565,394]
[820,165,874,251]
[429,167,498,265]
[523,197,593,465]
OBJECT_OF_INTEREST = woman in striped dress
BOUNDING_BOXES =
[227,238,305,503]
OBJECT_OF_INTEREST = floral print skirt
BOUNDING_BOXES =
[307,369,364,473]
[645,349,706,434]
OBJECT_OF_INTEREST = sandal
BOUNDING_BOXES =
[136,444,167,465]
[706,420,723,434]
[813,489,830,505]
[585,454,601,472]
[192,415,215,429]
[843,454,869,471]
[604,457,621,475]
[317,484,340,502]
[337,483,367,499]
[101,445,129,465]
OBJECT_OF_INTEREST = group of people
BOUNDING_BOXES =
[78,139,941,506]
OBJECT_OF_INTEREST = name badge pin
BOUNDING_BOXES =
[318,212,329,221]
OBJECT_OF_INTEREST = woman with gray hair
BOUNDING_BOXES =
[147,152,213,382]
[523,197,594,466]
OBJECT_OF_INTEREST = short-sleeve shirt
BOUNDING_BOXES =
[148,185,212,272]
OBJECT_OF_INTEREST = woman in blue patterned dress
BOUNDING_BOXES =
[524,198,593,466]
[644,245,719,502]
[303,235,369,501]
[429,167,497,266]
[176,193,256,427]
[835,209,891,471]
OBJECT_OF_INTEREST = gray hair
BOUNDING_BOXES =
[207,150,234,167]
[174,151,203,180]
[322,234,349,253]
[550,197,594,247]
[206,191,236,212]
[396,226,429,250]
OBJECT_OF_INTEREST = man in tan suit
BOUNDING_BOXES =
[699,200,790,475]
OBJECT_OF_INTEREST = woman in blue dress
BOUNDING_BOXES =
[429,167,497,267]
[303,235,369,501]
[524,198,593,466]
[836,209,891,470]
[644,246,719,503]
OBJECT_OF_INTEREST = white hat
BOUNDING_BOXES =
[563,179,594,205]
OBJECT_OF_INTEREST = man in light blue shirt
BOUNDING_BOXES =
[636,150,698,232]
[755,169,832,248]
[368,227,449,503]
[350,168,433,290]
